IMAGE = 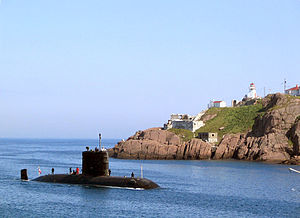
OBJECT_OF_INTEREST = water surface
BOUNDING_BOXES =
[0,139,299,217]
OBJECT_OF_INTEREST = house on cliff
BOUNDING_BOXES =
[285,84,300,96]
[164,112,205,132]
[208,100,226,108]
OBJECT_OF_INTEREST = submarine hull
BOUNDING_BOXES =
[32,174,159,190]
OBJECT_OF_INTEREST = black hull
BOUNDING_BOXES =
[32,174,159,190]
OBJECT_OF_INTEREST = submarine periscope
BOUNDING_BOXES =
[21,134,159,190]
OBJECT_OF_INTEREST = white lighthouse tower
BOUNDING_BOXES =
[247,83,257,99]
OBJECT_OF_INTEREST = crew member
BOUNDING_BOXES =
[38,166,42,176]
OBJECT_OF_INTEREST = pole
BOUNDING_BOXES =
[141,165,143,179]
[99,133,101,150]
[284,78,287,93]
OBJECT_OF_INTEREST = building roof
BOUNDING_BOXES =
[286,85,299,91]
[213,101,223,103]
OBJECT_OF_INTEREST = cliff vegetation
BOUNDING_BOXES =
[195,103,264,140]
[168,128,194,142]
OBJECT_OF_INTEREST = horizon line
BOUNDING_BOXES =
[0,137,122,140]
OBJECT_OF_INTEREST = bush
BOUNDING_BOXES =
[168,128,194,142]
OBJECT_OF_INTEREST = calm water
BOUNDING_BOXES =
[0,138,299,217]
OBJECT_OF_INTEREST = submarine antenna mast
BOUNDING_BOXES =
[99,133,102,150]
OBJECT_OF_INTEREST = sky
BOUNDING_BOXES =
[0,0,299,139]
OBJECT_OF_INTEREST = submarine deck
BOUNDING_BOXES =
[33,174,159,190]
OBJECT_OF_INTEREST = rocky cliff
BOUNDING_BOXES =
[108,127,212,160]
[109,93,300,164]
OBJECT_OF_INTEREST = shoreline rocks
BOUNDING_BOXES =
[108,94,300,165]
[108,128,213,160]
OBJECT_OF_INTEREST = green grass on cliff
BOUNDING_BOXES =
[195,103,263,141]
[168,128,194,142]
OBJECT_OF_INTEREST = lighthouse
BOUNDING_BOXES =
[247,83,257,99]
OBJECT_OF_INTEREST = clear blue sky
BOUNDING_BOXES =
[0,0,299,139]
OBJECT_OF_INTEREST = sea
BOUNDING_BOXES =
[0,138,299,218]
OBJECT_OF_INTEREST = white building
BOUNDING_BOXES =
[247,83,257,99]
[285,84,300,96]
[164,112,205,132]
[208,100,226,108]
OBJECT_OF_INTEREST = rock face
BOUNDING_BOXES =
[109,128,212,160]
[287,119,300,155]
[214,94,300,164]
[251,93,300,137]
[109,94,300,164]
[214,134,245,159]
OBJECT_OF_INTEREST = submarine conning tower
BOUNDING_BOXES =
[82,149,109,177]
[82,133,109,177]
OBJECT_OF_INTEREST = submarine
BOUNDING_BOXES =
[21,134,159,190]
